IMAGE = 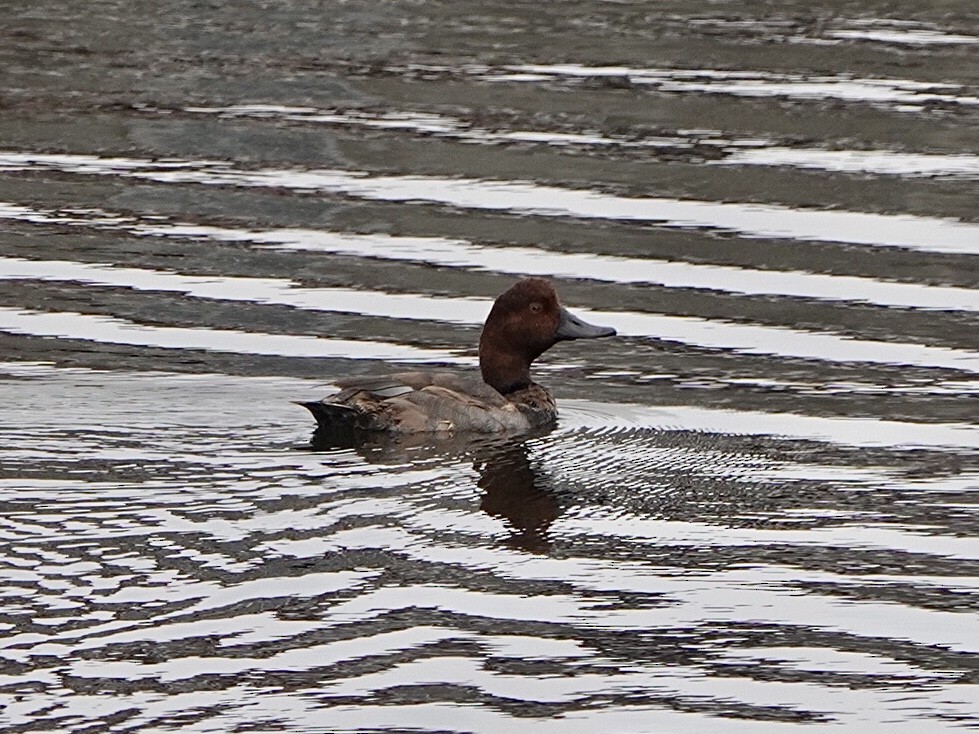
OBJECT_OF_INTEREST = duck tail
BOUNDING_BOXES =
[294,400,363,433]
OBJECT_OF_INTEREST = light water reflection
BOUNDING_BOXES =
[3,253,979,372]
[4,152,979,253]
[181,103,979,179]
[494,63,979,109]
[5,205,979,311]
[0,306,464,361]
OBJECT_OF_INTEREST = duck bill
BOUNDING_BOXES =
[555,307,617,340]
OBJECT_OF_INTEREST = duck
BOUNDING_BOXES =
[299,278,616,435]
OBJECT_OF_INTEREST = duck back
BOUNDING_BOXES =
[299,371,545,435]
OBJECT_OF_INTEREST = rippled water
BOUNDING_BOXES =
[1,1,978,731]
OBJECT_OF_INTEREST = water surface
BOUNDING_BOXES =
[1,1,977,731]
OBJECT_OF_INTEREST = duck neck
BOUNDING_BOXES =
[479,343,534,395]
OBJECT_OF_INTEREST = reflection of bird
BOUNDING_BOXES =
[299,278,615,437]
[308,429,561,554]
[476,439,559,553]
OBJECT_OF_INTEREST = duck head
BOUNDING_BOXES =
[478,278,616,394]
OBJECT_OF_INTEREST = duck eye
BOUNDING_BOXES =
[529,302,543,314]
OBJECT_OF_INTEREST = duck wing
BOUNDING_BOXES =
[333,371,509,405]
[299,371,525,434]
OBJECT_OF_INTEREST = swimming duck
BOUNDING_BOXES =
[299,278,616,434]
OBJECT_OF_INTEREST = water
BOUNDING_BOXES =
[1,1,978,731]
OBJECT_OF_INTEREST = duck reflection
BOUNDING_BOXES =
[309,428,560,552]
[473,439,558,552]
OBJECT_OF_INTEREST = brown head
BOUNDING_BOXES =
[478,278,616,394]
